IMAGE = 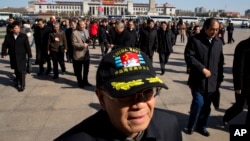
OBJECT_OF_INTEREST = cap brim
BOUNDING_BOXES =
[102,73,168,98]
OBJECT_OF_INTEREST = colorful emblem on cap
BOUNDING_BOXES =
[115,52,145,68]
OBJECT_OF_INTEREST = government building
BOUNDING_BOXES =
[28,0,176,17]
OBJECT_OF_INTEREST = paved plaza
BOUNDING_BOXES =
[0,28,249,141]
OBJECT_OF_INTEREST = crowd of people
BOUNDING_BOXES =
[1,15,249,140]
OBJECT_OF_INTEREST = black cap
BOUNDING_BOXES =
[96,47,168,98]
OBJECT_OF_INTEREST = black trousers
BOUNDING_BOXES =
[14,69,26,87]
[73,59,90,87]
[39,51,51,73]
[159,53,170,72]
[51,51,66,77]
[223,93,246,122]
[91,35,98,48]
[227,33,234,43]
[100,39,109,56]
[212,87,220,108]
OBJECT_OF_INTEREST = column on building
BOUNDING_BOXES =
[94,5,97,16]
[127,0,133,15]
[83,0,89,15]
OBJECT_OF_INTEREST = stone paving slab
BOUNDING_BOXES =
[0,28,249,141]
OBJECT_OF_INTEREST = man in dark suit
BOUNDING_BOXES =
[54,47,182,141]
[98,19,110,56]
[138,19,158,61]
[109,21,132,50]
[157,21,175,75]
[2,21,32,92]
[184,18,224,136]
[127,19,138,48]
[34,18,52,75]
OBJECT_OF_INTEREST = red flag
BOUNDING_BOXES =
[39,0,46,2]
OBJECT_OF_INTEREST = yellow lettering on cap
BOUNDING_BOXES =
[146,76,163,83]
[111,79,144,91]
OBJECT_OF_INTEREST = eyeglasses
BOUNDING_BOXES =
[101,87,161,104]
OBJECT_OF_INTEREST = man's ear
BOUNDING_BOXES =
[95,89,106,111]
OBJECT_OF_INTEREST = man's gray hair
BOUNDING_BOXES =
[115,21,125,28]
[53,22,60,27]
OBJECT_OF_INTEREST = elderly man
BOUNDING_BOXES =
[184,18,224,136]
[109,21,132,50]
[72,19,92,88]
[54,47,182,141]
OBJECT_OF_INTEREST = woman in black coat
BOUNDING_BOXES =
[2,22,32,92]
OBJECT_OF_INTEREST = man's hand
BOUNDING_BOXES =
[202,68,211,78]
[48,51,50,55]
[2,55,6,59]
[83,43,88,48]
[235,90,241,94]
[108,44,114,48]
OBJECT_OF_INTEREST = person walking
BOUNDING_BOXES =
[157,21,175,75]
[223,37,250,128]
[98,19,110,56]
[138,19,158,61]
[34,18,52,75]
[72,20,92,88]
[48,22,68,79]
[227,22,235,44]
[1,21,32,92]
[184,18,224,136]
[89,20,99,49]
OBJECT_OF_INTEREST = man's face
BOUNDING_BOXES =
[70,22,77,30]
[65,20,70,26]
[38,21,45,28]
[205,22,219,38]
[79,21,86,30]
[148,22,154,29]
[53,25,60,32]
[194,27,200,34]
[96,88,156,138]
[9,18,14,24]
[115,26,125,34]
[128,21,134,29]
[12,25,20,34]
[161,23,167,31]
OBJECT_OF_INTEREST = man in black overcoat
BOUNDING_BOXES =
[2,21,32,92]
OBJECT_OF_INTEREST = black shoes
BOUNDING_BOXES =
[53,76,59,79]
[223,118,228,126]
[184,127,210,137]
[184,128,193,135]
[196,128,210,137]
[18,86,25,92]
[45,70,51,75]
[84,82,93,86]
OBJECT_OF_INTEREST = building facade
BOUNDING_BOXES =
[195,7,206,14]
[32,0,176,17]
[245,9,250,17]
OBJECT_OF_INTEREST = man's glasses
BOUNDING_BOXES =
[101,87,161,104]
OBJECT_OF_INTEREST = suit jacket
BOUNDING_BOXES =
[184,31,224,93]
[72,29,90,61]
[54,108,182,141]
[138,27,158,56]
[48,30,68,52]
[2,33,32,71]
[157,29,175,54]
